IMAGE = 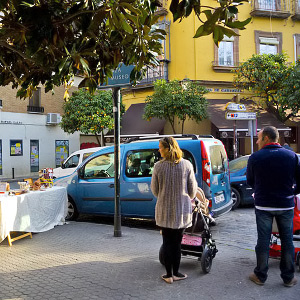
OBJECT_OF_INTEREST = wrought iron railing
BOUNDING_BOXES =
[292,0,300,18]
[27,105,44,113]
[138,62,168,85]
[251,0,291,18]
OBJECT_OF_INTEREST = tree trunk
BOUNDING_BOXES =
[100,131,106,146]
[169,118,176,134]
[181,118,185,134]
[94,133,101,146]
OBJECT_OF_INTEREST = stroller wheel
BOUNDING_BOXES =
[159,244,165,265]
[201,247,212,274]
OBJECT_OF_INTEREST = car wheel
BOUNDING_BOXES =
[66,198,79,221]
[231,187,241,210]
[201,246,212,274]
[159,244,165,265]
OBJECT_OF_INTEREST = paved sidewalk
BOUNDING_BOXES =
[0,209,299,300]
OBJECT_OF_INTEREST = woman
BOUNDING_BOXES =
[151,137,198,284]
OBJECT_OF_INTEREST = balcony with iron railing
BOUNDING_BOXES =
[27,105,44,113]
[250,0,291,18]
[292,0,300,20]
[137,61,168,85]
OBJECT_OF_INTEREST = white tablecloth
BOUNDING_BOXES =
[0,186,68,243]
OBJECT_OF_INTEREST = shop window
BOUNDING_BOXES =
[255,31,282,54]
[213,35,239,71]
[30,140,39,172]
[55,140,69,167]
[10,140,23,156]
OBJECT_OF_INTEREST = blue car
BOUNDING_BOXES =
[55,135,233,220]
[229,155,254,209]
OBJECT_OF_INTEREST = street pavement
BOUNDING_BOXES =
[0,208,299,300]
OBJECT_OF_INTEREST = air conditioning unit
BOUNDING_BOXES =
[46,113,61,125]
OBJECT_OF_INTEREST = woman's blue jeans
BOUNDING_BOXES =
[254,208,295,283]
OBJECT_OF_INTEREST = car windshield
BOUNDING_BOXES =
[229,156,249,173]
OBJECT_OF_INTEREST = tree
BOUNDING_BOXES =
[233,53,300,123]
[0,0,251,98]
[143,79,208,134]
[60,89,125,145]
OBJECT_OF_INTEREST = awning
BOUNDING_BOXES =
[120,103,165,135]
[208,99,291,138]
[105,103,165,143]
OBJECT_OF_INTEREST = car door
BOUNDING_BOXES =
[121,147,161,218]
[207,143,231,213]
[76,152,115,215]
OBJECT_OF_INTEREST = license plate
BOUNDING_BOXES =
[214,193,225,204]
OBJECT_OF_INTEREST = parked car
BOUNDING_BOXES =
[53,147,104,179]
[54,135,233,221]
[229,155,254,209]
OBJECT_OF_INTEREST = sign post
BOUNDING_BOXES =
[99,64,135,237]
[225,102,256,158]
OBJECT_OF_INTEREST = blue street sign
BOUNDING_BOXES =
[99,64,135,88]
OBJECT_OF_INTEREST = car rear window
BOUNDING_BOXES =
[229,156,249,172]
[209,145,228,175]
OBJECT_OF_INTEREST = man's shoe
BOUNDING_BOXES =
[161,275,173,284]
[173,273,188,281]
[249,273,264,285]
[284,277,297,287]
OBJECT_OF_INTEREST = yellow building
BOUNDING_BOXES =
[121,0,300,159]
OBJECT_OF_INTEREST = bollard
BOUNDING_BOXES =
[12,168,14,179]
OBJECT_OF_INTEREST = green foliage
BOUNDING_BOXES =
[170,0,251,44]
[0,0,164,98]
[0,0,251,99]
[143,79,208,133]
[60,89,125,144]
[234,53,300,122]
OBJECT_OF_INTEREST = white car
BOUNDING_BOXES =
[53,147,104,178]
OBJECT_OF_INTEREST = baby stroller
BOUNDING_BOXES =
[159,188,218,274]
[269,195,300,271]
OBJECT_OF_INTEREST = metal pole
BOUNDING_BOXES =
[112,87,121,237]
[233,120,238,159]
[248,120,254,154]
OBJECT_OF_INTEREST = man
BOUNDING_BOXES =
[247,126,300,287]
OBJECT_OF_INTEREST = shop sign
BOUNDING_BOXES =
[225,112,256,120]
[1,120,23,124]
[225,102,246,111]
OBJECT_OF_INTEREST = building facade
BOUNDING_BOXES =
[0,85,80,179]
[121,0,300,158]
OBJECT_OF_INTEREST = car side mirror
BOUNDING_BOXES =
[61,162,65,169]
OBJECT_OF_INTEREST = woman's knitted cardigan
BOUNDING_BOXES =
[151,159,198,229]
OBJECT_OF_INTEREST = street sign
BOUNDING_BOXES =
[225,112,257,120]
[225,102,247,111]
[99,64,135,88]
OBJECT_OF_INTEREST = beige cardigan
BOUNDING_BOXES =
[151,159,198,229]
